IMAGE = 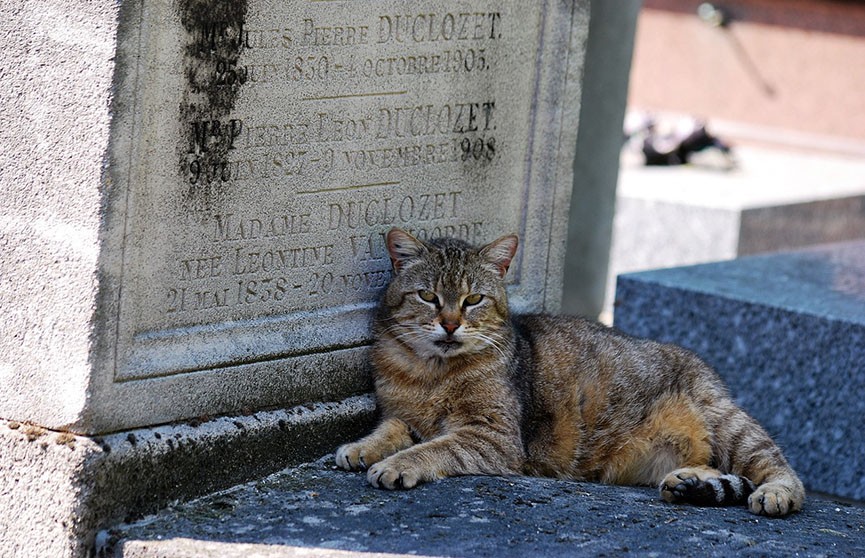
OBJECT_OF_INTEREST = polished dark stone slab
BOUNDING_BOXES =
[614,240,865,501]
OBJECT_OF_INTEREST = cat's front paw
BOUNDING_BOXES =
[366,457,427,490]
[335,442,382,471]
[748,483,800,516]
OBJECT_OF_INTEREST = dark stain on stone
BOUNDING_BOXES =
[94,436,112,454]
[187,414,211,427]
[176,0,249,212]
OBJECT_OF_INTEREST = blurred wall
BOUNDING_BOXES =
[629,0,865,142]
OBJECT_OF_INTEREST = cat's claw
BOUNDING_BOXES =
[748,483,797,516]
[335,443,370,471]
[367,461,421,490]
[659,467,729,505]
[664,476,702,501]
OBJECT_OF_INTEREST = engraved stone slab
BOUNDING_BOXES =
[4,0,589,434]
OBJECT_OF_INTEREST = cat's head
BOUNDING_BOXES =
[378,228,518,360]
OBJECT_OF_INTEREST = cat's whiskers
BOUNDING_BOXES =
[468,330,511,362]
[387,329,427,345]
[379,323,413,337]
[392,328,464,360]
[380,324,431,351]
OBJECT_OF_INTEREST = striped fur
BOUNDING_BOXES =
[335,229,805,516]
[661,468,756,507]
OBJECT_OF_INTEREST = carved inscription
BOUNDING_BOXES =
[164,187,485,315]
[136,1,538,330]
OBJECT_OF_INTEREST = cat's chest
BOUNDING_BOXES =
[379,381,457,439]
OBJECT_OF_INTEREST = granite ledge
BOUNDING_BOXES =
[1,395,376,558]
[100,456,865,558]
[613,240,865,326]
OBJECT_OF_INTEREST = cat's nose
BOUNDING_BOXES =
[440,321,460,335]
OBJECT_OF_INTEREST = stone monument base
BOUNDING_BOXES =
[0,396,375,558]
[614,241,865,501]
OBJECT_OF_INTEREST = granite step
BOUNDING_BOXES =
[614,240,865,502]
[97,456,864,557]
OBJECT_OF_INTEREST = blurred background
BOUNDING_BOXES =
[569,0,865,322]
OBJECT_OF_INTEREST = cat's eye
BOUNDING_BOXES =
[463,293,484,307]
[418,289,439,304]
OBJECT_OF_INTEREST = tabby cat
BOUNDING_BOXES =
[336,229,804,516]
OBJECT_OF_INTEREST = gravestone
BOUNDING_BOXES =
[0,0,594,556]
[4,0,588,436]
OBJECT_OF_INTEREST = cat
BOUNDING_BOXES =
[336,228,805,516]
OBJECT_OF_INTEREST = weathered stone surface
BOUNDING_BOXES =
[100,456,865,557]
[0,0,120,435]
[614,241,865,501]
[0,396,375,558]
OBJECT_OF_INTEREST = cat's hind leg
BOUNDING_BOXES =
[660,466,755,507]
[336,418,415,471]
[602,394,714,486]
[607,395,757,508]
[661,400,804,516]
[713,403,805,516]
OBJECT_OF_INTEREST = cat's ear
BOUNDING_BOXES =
[479,234,519,278]
[386,228,427,273]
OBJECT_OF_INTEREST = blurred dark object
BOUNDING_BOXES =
[642,122,732,166]
[622,113,736,169]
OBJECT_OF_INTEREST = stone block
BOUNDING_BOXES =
[560,0,640,319]
[0,396,375,557]
[614,241,865,500]
[605,146,865,316]
[1,0,590,436]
